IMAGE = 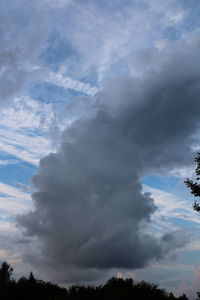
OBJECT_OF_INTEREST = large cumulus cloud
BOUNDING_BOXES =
[19,36,200,282]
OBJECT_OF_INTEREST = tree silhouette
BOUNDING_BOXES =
[185,152,200,212]
[0,261,13,285]
[28,272,36,283]
[0,262,191,299]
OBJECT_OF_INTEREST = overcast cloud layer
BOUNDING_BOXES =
[18,35,200,282]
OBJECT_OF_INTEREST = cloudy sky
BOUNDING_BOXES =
[1,0,200,298]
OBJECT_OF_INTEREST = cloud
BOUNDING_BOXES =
[18,35,200,283]
[43,0,72,8]
[0,160,18,166]
[55,0,191,83]
[143,185,200,233]
[0,1,51,106]
[0,0,197,107]
[0,0,98,107]
[0,97,55,164]
[0,182,30,201]
[46,69,98,96]
[0,181,31,224]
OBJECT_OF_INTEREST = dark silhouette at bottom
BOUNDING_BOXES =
[0,261,190,299]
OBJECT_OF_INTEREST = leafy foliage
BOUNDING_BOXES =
[185,152,200,212]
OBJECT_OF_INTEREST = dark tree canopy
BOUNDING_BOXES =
[0,261,191,300]
[185,152,200,212]
[0,261,13,285]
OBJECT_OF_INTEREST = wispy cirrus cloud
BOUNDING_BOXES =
[0,160,18,166]
[46,70,98,96]
[0,182,31,201]
[143,185,200,232]
[0,97,54,164]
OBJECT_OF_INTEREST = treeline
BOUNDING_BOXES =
[0,261,192,300]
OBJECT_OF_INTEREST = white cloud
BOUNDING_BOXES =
[0,182,30,201]
[0,97,55,164]
[52,0,190,83]
[0,196,31,217]
[47,70,98,96]
[143,185,200,233]
[0,160,18,166]
[0,97,54,131]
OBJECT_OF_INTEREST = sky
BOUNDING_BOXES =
[1,0,200,298]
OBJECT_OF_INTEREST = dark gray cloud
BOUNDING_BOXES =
[19,36,200,282]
